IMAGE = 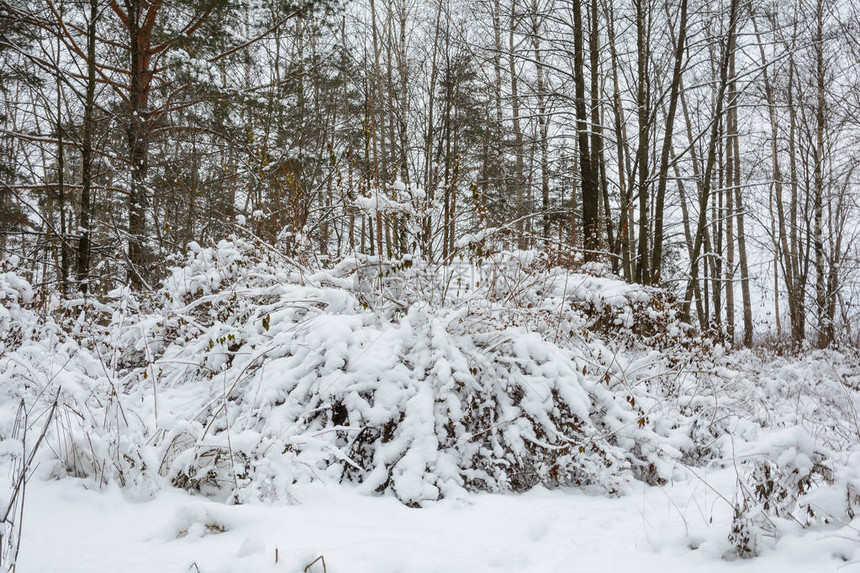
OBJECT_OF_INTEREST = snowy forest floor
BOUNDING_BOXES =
[3,238,860,571]
[17,467,855,573]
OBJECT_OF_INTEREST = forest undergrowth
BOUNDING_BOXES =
[1,235,858,561]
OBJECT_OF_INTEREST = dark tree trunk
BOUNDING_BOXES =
[77,0,98,295]
[681,0,740,323]
[633,0,650,282]
[572,0,599,259]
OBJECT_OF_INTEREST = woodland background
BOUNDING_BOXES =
[1,0,860,346]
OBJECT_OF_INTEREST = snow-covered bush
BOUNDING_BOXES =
[12,237,709,505]
[0,268,35,356]
[4,235,860,560]
[716,351,860,557]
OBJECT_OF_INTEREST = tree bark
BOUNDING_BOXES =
[605,0,630,279]
[680,0,740,323]
[813,0,831,347]
[650,0,688,284]
[509,0,527,249]
[633,0,650,282]
[76,0,98,295]
[572,0,599,259]
[531,0,551,242]
[724,48,736,341]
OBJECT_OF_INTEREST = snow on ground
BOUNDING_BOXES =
[18,466,854,573]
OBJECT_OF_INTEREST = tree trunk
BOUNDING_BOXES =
[112,0,160,289]
[589,0,612,265]
[605,0,630,279]
[650,0,688,284]
[531,1,551,242]
[510,0,527,249]
[724,49,736,342]
[572,0,599,259]
[735,184,753,346]
[787,49,806,344]
[813,0,831,347]
[680,0,740,323]
[55,30,68,297]
[753,14,794,346]
[77,0,98,295]
[633,0,650,282]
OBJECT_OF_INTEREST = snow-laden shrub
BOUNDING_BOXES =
[727,499,760,559]
[0,268,35,356]
[25,236,714,504]
[7,233,860,560]
[719,351,860,557]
